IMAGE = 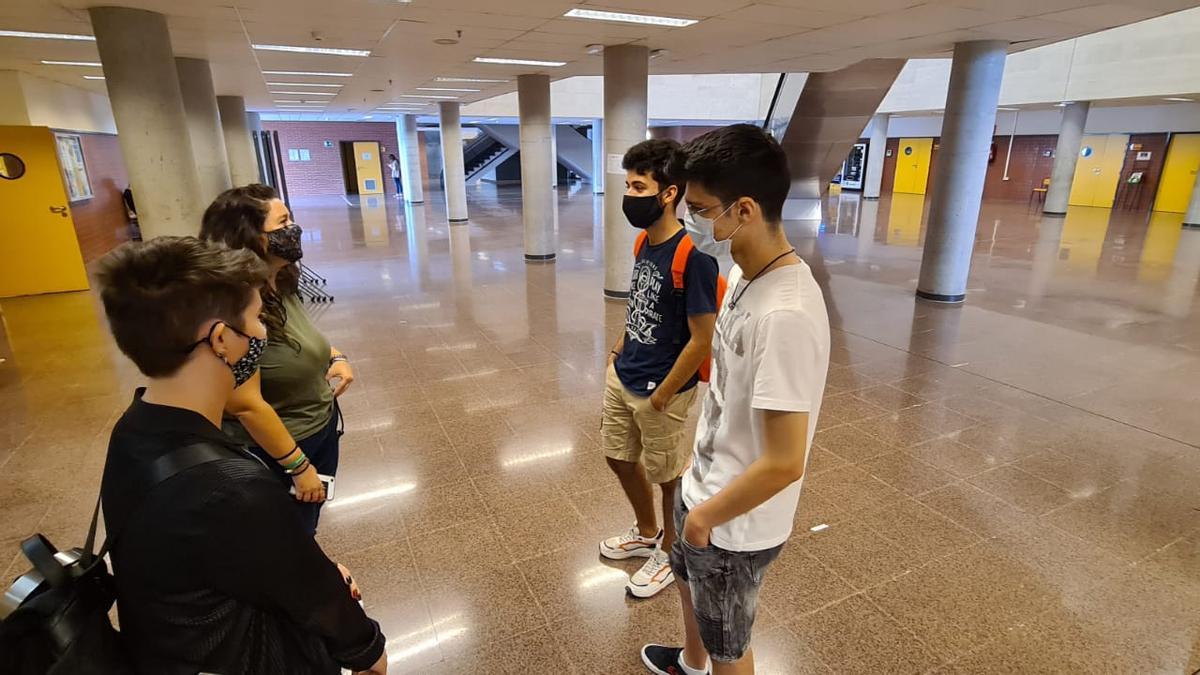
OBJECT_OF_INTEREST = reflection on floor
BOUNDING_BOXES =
[1,183,1197,673]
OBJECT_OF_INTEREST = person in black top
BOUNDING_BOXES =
[598,139,720,599]
[95,236,387,675]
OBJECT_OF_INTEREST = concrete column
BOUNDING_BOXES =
[216,96,259,187]
[438,101,468,222]
[916,40,1007,303]
[1043,101,1090,216]
[397,114,424,203]
[864,113,888,199]
[591,118,605,194]
[518,74,556,262]
[174,57,231,202]
[550,123,559,188]
[246,112,264,183]
[89,7,202,238]
[1183,170,1200,227]
[602,44,649,300]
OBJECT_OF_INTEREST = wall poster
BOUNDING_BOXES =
[54,133,92,202]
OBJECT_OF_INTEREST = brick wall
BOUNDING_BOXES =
[66,132,133,262]
[983,135,1058,202]
[262,121,402,197]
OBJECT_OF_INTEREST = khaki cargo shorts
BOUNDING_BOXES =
[600,362,697,484]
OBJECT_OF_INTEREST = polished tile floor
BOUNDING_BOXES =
[1,183,1198,673]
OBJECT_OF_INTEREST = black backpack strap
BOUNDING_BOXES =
[94,441,236,558]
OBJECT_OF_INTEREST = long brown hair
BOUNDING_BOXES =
[199,184,299,348]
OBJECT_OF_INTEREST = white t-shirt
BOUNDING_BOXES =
[389,160,400,178]
[682,260,830,551]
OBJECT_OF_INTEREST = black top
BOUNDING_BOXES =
[100,390,384,675]
[616,228,720,396]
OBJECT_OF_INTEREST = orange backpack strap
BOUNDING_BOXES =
[634,231,649,258]
[671,234,694,290]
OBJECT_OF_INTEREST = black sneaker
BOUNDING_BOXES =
[641,644,709,675]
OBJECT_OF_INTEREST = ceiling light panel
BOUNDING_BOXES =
[270,90,338,96]
[83,75,105,80]
[398,94,459,99]
[266,82,342,87]
[563,8,698,27]
[473,56,566,67]
[0,30,94,41]
[253,44,370,57]
[40,60,101,67]
[263,70,352,77]
[416,87,480,92]
[436,77,510,83]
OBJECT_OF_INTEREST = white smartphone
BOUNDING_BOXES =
[289,473,336,501]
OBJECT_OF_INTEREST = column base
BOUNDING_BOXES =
[603,289,629,301]
[1042,211,1067,217]
[525,253,556,262]
[1183,222,1200,229]
[405,199,424,205]
[916,290,965,303]
[448,217,469,223]
[863,196,880,200]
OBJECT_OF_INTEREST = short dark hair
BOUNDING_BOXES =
[680,124,791,223]
[96,236,268,378]
[622,138,686,205]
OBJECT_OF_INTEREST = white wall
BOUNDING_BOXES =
[13,73,116,134]
[880,8,1200,113]
[885,103,1200,138]
[0,71,31,125]
[462,73,774,122]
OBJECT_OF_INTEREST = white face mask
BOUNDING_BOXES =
[684,202,741,258]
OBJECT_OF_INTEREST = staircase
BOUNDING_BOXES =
[462,135,510,183]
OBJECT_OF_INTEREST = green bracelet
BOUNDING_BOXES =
[281,450,307,471]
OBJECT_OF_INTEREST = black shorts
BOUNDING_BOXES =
[669,491,784,663]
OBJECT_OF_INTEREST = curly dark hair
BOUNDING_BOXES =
[622,138,686,207]
[96,236,268,377]
[199,184,299,349]
[679,124,791,223]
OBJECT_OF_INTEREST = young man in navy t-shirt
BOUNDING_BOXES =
[599,139,719,598]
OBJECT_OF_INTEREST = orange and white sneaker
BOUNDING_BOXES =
[599,525,662,560]
[627,549,674,598]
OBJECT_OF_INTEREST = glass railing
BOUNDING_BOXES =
[761,73,806,142]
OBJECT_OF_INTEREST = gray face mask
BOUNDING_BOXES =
[188,322,266,388]
[684,203,740,258]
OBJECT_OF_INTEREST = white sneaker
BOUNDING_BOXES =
[599,525,661,560]
[627,549,674,598]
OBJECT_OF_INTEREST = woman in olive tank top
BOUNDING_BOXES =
[200,185,354,534]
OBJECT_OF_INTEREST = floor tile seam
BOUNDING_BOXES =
[832,327,1199,450]
[1035,512,1150,565]
[853,538,993,599]
[858,453,964,497]
[853,496,985,559]
[768,620,838,674]
[852,589,952,670]
[395,531,448,666]
[965,464,1072,513]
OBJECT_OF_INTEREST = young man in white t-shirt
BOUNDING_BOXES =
[641,124,831,675]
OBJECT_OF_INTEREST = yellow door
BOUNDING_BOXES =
[353,141,383,195]
[1138,211,1184,281]
[1068,134,1129,208]
[0,126,89,298]
[1152,133,1200,213]
[894,138,932,195]
[1058,206,1111,273]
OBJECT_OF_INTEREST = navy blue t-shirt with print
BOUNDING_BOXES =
[615,227,719,397]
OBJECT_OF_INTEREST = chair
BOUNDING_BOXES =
[1030,177,1050,206]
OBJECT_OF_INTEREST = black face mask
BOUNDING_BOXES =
[266,223,303,263]
[623,193,665,230]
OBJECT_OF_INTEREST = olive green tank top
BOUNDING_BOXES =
[225,293,335,444]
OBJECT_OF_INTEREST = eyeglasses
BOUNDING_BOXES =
[686,202,731,219]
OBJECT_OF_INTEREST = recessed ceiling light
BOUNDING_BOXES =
[563,8,697,27]
[270,90,337,96]
[266,81,342,88]
[263,70,352,77]
[416,87,480,92]
[83,75,104,80]
[433,38,459,45]
[0,30,95,41]
[650,48,669,59]
[1054,101,1075,107]
[585,44,604,55]
[274,99,302,103]
[253,44,369,57]
[1163,97,1194,102]
[473,56,566,67]
[398,94,459,99]
[40,59,101,67]
[436,76,509,83]
[363,115,374,119]
[997,107,1019,111]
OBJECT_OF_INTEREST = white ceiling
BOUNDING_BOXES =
[1,0,1197,118]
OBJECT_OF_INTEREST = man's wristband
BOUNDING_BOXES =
[330,355,348,365]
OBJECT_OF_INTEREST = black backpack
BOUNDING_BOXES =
[0,442,232,675]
